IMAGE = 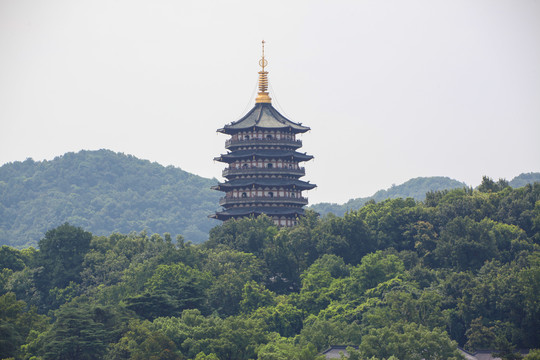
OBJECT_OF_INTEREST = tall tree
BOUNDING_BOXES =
[35,223,92,294]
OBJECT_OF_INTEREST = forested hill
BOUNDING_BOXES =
[0,150,220,247]
[509,172,540,188]
[1,182,538,359]
[310,174,540,216]
[1,150,538,248]
[310,177,467,216]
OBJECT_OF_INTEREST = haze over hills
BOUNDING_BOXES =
[309,177,467,216]
[1,149,539,248]
[310,173,540,217]
[0,150,220,247]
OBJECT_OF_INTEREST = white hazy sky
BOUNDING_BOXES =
[1,0,539,204]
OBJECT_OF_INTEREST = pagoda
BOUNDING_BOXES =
[210,41,316,226]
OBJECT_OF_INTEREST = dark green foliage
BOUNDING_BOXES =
[311,174,540,217]
[125,291,181,321]
[478,176,510,193]
[298,316,363,352]
[36,223,92,288]
[1,180,539,359]
[0,292,49,359]
[357,321,462,360]
[0,246,35,272]
[250,301,305,337]
[126,263,211,320]
[32,223,92,311]
[37,303,129,360]
[0,150,220,247]
[203,250,265,316]
[206,215,276,256]
[103,319,181,360]
[524,349,540,360]
[152,309,269,360]
[321,212,376,263]
[240,281,276,313]
[257,337,323,360]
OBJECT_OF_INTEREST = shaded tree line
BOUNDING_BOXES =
[0,178,539,359]
[0,149,220,247]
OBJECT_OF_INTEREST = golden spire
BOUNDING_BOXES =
[255,40,272,104]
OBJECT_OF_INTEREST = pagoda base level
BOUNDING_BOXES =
[209,206,305,227]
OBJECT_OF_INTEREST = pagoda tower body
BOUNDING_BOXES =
[211,42,316,226]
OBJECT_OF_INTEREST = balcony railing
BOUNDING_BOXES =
[219,196,308,206]
[225,138,302,149]
[222,166,305,177]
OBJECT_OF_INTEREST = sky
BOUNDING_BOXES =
[1,0,539,204]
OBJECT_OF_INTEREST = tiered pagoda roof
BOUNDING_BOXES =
[218,102,310,134]
[214,149,313,163]
[212,206,306,219]
[212,178,316,191]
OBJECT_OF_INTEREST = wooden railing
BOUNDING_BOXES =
[219,196,308,206]
[225,138,302,148]
[222,167,305,177]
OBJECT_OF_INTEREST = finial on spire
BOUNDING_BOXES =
[260,40,267,72]
[255,40,272,104]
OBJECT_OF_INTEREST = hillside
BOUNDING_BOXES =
[310,174,540,216]
[1,182,538,359]
[0,150,220,247]
[1,151,538,248]
[310,176,467,216]
[509,172,540,188]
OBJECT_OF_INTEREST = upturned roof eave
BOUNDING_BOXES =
[212,179,317,192]
[212,206,306,220]
[218,125,310,135]
[214,150,314,163]
[217,103,310,134]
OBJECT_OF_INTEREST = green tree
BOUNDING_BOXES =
[250,301,304,337]
[153,309,269,360]
[240,280,276,313]
[35,223,92,295]
[524,349,540,360]
[126,263,211,320]
[204,250,265,316]
[359,321,462,360]
[321,211,376,264]
[518,253,540,347]
[478,176,509,193]
[298,316,362,352]
[464,317,497,351]
[345,251,405,299]
[361,288,447,331]
[206,215,277,257]
[37,302,127,360]
[194,352,220,360]
[433,217,500,271]
[0,246,30,272]
[0,292,49,358]
[257,334,323,360]
[104,319,180,360]
[296,255,349,314]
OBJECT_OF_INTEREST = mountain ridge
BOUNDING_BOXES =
[309,173,540,216]
[0,149,220,247]
[1,149,538,247]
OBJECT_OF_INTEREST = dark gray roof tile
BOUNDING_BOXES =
[217,103,310,134]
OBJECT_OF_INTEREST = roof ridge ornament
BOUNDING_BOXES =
[255,40,272,104]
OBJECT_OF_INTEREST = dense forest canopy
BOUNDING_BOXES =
[0,150,220,247]
[1,179,539,360]
[2,149,538,249]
